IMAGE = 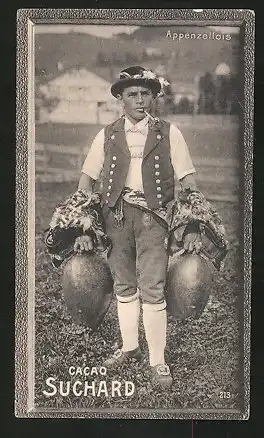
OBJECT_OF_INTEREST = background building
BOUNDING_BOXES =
[36,67,121,124]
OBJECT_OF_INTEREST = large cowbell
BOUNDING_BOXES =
[62,253,114,330]
[165,253,213,321]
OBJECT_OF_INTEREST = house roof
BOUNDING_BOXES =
[38,67,115,102]
[49,67,111,88]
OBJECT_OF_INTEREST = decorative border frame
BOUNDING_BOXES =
[15,8,254,419]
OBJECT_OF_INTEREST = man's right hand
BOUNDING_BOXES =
[74,235,94,253]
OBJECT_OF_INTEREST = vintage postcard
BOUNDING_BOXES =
[15,9,254,419]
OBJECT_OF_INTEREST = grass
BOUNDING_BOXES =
[34,180,243,411]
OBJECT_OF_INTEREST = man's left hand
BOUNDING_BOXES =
[183,232,202,254]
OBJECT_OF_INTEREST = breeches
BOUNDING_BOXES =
[103,202,169,307]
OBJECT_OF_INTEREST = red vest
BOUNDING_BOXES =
[102,117,174,209]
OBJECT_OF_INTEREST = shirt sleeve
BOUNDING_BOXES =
[169,124,196,180]
[81,128,105,180]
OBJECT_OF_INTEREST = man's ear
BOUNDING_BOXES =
[116,93,122,100]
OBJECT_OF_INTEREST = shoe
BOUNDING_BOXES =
[151,364,173,389]
[103,347,143,369]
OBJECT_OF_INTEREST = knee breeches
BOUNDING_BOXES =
[103,203,168,307]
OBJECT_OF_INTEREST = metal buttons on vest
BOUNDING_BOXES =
[105,156,117,204]
[103,119,174,209]
[154,155,162,205]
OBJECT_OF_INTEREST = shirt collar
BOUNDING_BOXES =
[124,116,149,134]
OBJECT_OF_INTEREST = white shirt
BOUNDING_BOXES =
[82,116,195,191]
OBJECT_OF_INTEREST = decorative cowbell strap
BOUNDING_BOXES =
[45,190,112,267]
[167,188,228,270]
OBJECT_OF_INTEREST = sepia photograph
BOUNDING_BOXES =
[15,9,254,419]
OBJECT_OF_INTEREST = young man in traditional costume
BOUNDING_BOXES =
[75,66,205,389]
[46,66,227,390]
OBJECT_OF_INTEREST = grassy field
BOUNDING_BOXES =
[34,180,243,411]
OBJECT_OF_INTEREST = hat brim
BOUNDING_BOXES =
[111,78,161,98]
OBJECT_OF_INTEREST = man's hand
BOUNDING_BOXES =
[182,222,202,254]
[74,235,94,253]
[183,232,202,254]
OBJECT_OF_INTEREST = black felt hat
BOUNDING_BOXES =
[111,66,161,98]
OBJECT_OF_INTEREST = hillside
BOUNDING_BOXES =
[116,25,240,80]
[35,26,240,86]
[35,32,118,80]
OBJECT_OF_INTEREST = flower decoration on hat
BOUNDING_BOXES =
[158,76,170,88]
[129,69,171,97]
[157,76,170,98]
[120,69,170,88]
[111,66,170,98]
[133,70,157,80]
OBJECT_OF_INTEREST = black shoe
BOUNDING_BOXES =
[103,347,143,369]
[151,364,173,389]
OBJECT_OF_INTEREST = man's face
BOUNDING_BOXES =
[120,85,155,123]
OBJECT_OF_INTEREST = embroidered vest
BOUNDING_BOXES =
[101,117,174,210]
